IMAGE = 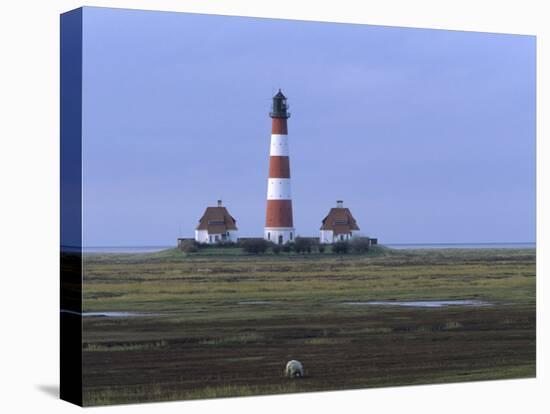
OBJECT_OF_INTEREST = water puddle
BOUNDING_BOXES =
[61,299,492,318]
[61,310,152,318]
[340,300,491,308]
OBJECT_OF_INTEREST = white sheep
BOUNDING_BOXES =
[285,360,304,378]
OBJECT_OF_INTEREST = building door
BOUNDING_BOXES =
[278,235,283,245]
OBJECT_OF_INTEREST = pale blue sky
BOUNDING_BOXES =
[81,7,536,246]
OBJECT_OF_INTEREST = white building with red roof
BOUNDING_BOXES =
[195,200,238,244]
[320,200,360,244]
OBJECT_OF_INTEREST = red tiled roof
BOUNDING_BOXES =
[320,207,360,234]
[196,207,237,233]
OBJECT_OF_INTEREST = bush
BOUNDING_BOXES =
[241,239,269,254]
[350,237,370,254]
[331,241,350,254]
[179,239,199,253]
[272,244,282,255]
[217,240,237,248]
[294,237,315,254]
[282,242,292,253]
[318,244,326,253]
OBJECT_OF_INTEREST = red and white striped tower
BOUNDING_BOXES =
[264,90,295,245]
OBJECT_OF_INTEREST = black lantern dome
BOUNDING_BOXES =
[270,89,290,119]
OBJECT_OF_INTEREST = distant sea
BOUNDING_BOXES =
[385,242,535,250]
[79,242,535,254]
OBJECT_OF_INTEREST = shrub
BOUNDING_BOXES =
[241,239,269,254]
[318,244,326,253]
[350,237,370,254]
[180,239,199,253]
[282,242,292,253]
[217,240,237,248]
[294,237,315,254]
[331,241,350,254]
[272,244,282,255]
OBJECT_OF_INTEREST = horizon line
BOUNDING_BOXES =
[66,241,536,249]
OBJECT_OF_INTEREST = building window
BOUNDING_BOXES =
[209,235,212,243]
[267,232,271,240]
[290,232,293,240]
[340,235,344,241]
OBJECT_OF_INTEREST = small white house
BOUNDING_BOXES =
[195,200,238,244]
[320,200,360,244]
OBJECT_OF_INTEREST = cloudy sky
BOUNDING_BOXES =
[80,7,536,246]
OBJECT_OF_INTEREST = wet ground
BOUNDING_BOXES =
[80,248,536,405]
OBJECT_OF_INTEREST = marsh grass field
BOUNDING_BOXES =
[81,247,536,406]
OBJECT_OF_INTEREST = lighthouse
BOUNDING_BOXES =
[264,90,295,245]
